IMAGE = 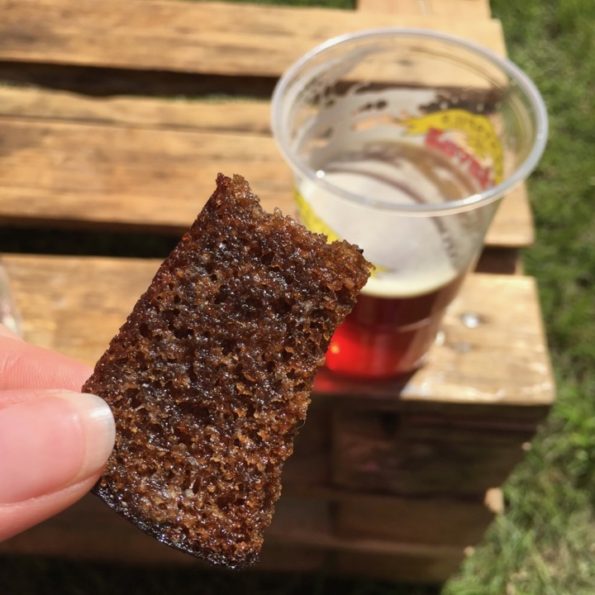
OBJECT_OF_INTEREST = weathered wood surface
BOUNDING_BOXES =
[357,0,490,18]
[282,403,330,486]
[287,405,530,498]
[0,491,459,558]
[335,549,464,583]
[0,86,533,246]
[0,0,504,79]
[335,489,500,546]
[1,254,554,411]
[0,494,332,568]
[0,118,291,231]
[0,488,475,581]
[285,403,535,497]
[332,410,530,495]
[486,185,534,247]
[0,86,271,135]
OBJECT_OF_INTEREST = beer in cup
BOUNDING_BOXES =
[272,29,547,378]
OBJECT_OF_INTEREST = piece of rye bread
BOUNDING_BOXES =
[83,174,371,568]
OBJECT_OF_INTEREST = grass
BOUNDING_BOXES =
[443,1,595,593]
[1,0,593,593]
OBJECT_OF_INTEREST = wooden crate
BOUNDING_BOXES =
[0,0,554,584]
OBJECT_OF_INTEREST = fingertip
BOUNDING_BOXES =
[0,391,114,505]
[0,325,21,342]
[0,338,93,393]
[0,475,99,542]
[56,391,116,481]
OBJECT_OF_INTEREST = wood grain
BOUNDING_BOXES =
[0,86,271,135]
[335,490,497,546]
[486,184,534,247]
[0,114,533,246]
[331,410,529,495]
[357,0,490,18]
[283,403,331,486]
[0,491,465,581]
[0,118,292,231]
[1,254,555,410]
[334,549,464,583]
[0,0,505,79]
[0,492,329,570]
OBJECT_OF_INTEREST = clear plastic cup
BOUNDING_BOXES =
[0,264,21,336]
[271,28,547,379]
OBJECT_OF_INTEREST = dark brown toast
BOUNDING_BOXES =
[83,174,370,568]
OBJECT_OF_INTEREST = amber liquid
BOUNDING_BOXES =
[302,139,482,379]
[325,273,466,378]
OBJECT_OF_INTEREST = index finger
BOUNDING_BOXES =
[0,324,21,341]
[0,335,92,392]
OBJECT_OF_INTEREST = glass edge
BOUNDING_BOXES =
[0,263,22,336]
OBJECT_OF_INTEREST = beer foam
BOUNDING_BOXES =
[364,265,459,298]
[298,153,466,299]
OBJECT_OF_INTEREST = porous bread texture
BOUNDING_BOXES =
[84,174,370,568]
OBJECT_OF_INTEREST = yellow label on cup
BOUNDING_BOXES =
[405,109,504,185]
[294,187,387,276]
[294,187,340,243]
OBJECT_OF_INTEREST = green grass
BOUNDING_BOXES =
[445,1,595,593]
[1,0,593,593]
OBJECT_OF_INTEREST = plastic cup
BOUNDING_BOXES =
[271,28,547,379]
[0,265,21,336]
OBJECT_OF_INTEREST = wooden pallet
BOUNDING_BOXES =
[0,0,554,584]
[0,0,531,251]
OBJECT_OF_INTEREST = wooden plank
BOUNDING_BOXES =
[283,403,331,486]
[0,1,505,79]
[334,549,464,583]
[0,118,292,231]
[285,406,534,500]
[335,490,498,546]
[335,497,492,547]
[0,494,194,565]
[331,410,529,495]
[1,254,555,410]
[0,263,20,333]
[0,492,329,571]
[486,184,534,247]
[294,483,504,512]
[0,491,464,581]
[357,0,491,18]
[0,489,463,561]
[0,113,533,247]
[0,86,271,135]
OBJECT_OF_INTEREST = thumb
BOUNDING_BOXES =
[0,389,115,540]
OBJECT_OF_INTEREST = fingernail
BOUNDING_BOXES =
[0,390,115,504]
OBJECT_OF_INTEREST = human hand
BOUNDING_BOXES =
[0,325,115,541]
